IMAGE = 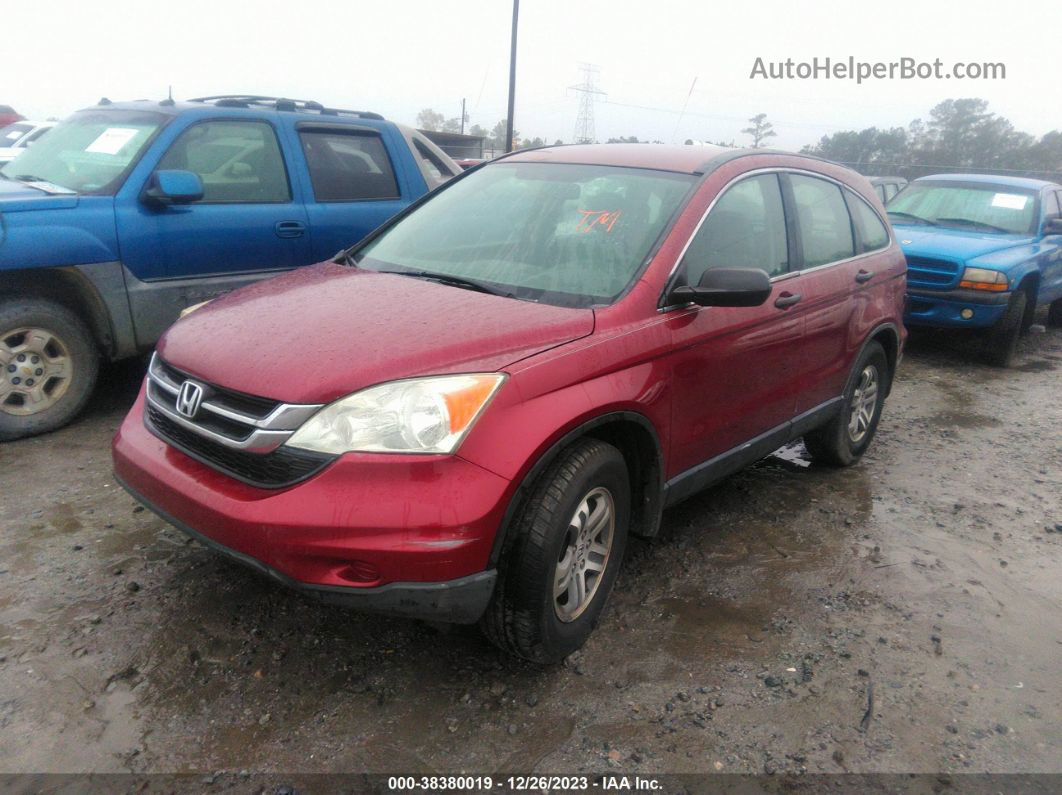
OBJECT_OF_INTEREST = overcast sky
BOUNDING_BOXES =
[7,0,1058,150]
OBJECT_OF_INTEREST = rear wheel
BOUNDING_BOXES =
[982,290,1026,368]
[0,299,99,441]
[1047,298,1062,328]
[804,341,889,467]
[481,439,629,663]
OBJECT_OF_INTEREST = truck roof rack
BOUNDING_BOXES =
[187,95,384,120]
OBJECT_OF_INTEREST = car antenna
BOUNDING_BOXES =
[160,86,175,107]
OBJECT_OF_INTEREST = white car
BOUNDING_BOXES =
[0,120,54,165]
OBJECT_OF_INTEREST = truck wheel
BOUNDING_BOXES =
[1048,298,1062,328]
[804,341,889,468]
[0,299,99,441]
[982,290,1026,368]
[481,439,629,663]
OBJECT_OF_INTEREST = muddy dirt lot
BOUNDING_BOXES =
[1,321,1060,782]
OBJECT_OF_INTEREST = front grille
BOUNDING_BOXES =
[155,358,280,418]
[905,255,961,289]
[146,405,334,488]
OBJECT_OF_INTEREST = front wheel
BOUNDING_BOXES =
[481,439,629,663]
[804,341,889,467]
[0,299,99,442]
[982,290,1026,368]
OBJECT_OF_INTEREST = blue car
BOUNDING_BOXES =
[888,173,1062,366]
[0,95,459,440]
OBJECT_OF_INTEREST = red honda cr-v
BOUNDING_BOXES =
[113,144,906,662]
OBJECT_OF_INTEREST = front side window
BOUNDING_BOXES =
[887,181,1038,235]
[299,130,399,201]
[355,162,694,308]
[158,120,290,203]
[1043,190,1060,220]
[790,174,856,267]
[680,173,789,285]
[0,109,166,193]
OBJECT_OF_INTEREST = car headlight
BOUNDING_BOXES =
[959,267,1008,292]
[284,374,506,455]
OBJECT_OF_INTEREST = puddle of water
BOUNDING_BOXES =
[929,410,1003,429]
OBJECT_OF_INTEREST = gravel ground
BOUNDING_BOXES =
[0,318,1059,784]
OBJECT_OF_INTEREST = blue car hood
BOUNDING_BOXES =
[893,224,1034,262]
[0,178,79,212]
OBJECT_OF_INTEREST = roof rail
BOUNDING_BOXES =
[187,95,384,120]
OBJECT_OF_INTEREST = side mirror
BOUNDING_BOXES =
[1043,217,1062,236]
[669,267,772,308]
[143,169,203,206]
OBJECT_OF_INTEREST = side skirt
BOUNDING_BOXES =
[662,397,843,508]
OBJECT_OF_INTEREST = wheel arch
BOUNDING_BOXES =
[487,410,666,568]
[863,322,900,396]
[0,267,115,357]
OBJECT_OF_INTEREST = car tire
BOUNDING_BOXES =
[982,290,1026,368]
[0,299,99,442]
[804,341,889,468]
[1047,298,1062,328]
[481,438,629,663]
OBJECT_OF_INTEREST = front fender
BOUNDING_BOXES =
[0,197,118,269]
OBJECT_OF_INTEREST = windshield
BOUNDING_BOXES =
[887,181,1038,235]
[355,162,695,308]
[0,109,167,193]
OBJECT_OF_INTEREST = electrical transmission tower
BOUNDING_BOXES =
[569,63,605,144]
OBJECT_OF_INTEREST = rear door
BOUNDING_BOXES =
[296,124,414,262]
[783,172,886,414]
[665,171,803,476]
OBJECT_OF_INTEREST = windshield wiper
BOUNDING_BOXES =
[376,269,514,298]
[934,217,1010,234]
[887,211,935,226]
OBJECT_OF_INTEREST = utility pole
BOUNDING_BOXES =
[570,63,605,144]
[460,98,466,136]
[505,0,519,153]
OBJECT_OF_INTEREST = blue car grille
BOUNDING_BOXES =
[905,256,962,289]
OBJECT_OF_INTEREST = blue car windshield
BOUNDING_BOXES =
[0,109,167,194]
[354,162,695,308]
[888,181,1038,235]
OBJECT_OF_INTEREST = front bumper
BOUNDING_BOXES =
[113,386,512,623]
[904,287,1010,329]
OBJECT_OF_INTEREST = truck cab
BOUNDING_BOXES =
[0,95,458,440]
[888,173,1062,366]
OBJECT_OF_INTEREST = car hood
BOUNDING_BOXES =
[893,224,1034,262]
[157,262,596,405]
[0,177,79,211]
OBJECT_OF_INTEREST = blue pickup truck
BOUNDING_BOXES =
[888,174,1062,366]
[0,95,459,440]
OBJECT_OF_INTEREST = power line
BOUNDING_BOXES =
[570,63,606,144]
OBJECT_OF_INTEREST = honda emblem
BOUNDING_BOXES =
[175,380,205,419]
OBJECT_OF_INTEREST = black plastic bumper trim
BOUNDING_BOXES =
[114,474,497,624]
[908,287,1012,306]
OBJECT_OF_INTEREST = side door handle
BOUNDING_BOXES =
[774,292,802,309]
[274,220,306,239]
[855,269,874,283]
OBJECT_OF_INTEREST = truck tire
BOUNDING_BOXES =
[481,439,629,663]
[0,299,99,441]
[1048,298,1062,328]
[804,341,889,467]
[982,290,1026,368]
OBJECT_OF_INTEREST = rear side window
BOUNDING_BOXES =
[790,174,855,267]
[300,130,400,201]
[413,137,455,187]
[1044,190,1061,219]
[680,173,789,283]
[848,194,890,252]
[158,120,290,203]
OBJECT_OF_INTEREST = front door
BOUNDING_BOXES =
[666,172,803,478]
